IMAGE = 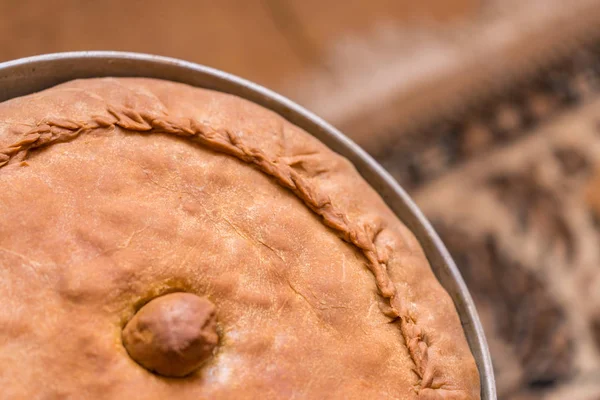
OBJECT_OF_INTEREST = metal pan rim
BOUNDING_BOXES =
[0,51,496,399]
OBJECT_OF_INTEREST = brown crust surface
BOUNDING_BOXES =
[0,78,479,399]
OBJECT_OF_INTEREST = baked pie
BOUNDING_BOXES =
[0,78,480,399]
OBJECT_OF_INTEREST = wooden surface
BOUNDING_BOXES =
[0,0,476,98]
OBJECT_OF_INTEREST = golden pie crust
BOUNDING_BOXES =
[0,78,480,399]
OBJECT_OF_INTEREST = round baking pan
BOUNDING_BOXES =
[0,52,496,399]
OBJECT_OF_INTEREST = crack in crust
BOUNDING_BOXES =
[1,107,439,395]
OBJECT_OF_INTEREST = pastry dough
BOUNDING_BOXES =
[0,78,479,399]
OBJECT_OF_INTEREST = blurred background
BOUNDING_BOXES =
[2,0,600,398]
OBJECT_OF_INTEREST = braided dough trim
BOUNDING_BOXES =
[1,107,448,395]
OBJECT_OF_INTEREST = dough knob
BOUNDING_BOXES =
[122,292,218,377]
